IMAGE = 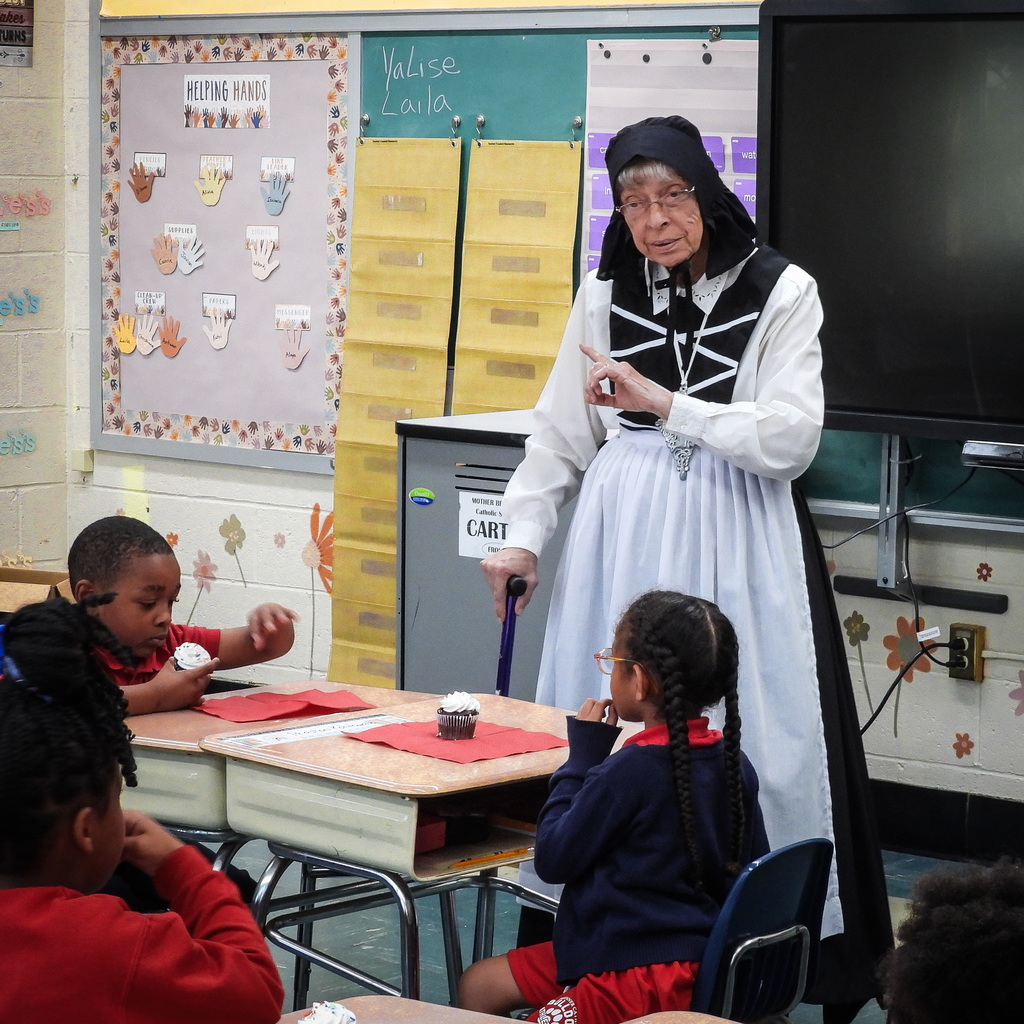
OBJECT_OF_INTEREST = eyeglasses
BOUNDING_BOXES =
[615,186,696,221]
[593,647,641,675]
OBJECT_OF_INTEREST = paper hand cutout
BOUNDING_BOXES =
[128,162,156,203]
[179,236,205,275]
[150,234,179,275]
[261,172,291,216]
[203,309,232,351]
[114,313,137,354]
[278,327,310,370]
[136,314,160,355]
[159,315,187,357]
[250,237,280,281]
[194,165,227,207]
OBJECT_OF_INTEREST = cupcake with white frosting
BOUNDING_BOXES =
[299,1002,355,1024]
[436,690,481,740]
[172,641,211,671]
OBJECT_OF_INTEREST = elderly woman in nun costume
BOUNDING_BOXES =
[481,115,893,1023]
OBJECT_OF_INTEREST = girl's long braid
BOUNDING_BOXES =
[0,596,137,875]
[635,604,703,888]
[623,590,744,892]
[721,684,746,878]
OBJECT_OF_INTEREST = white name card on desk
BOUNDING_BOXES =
[220,713,406,748]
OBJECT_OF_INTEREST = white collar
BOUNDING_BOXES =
[646,261,725,316]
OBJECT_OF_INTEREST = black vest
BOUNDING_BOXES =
[609,246,790,429]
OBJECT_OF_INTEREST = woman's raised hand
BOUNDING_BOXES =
[580,343,673,419]
[480,546,538,621]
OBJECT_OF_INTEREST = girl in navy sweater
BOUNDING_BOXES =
[459,589,769,1024]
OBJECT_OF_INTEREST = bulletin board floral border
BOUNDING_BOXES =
[98,33,348,455]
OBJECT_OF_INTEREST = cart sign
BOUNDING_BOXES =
[459,490,508,558]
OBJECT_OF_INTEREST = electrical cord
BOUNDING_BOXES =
[860,645,945,735]
[821,465,977,552]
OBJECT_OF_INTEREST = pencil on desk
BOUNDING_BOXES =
[453,847,533,868]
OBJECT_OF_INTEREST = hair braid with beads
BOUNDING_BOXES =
[620,589,745,893]
[0,596,137,875]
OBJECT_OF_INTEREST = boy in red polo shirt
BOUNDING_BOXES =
[69,515,298,715]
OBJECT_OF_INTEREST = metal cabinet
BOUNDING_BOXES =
[396,411,571,702]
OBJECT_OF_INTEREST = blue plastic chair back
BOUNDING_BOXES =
[689,837,834,1022]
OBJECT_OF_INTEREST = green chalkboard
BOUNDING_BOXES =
[800,431,1024,521]
[358,27,1024,525]
[360,28,757,150]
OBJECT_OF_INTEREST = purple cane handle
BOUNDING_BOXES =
[496,575,528,697]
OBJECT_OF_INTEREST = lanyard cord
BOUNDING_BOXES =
[666,262,712,395]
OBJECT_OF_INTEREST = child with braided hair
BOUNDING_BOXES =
[459,589,769,1024]
[0,597,284,1024]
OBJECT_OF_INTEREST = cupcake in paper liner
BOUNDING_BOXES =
[436,690,481,740]
[173,641,211,671]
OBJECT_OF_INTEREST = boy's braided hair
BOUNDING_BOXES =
[68,515,172,589]
[0,596,137,874]
[621,589,745,893]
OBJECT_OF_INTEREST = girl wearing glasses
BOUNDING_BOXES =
[459,589,768,1024]
[480,115,890,1021]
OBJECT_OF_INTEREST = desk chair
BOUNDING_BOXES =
[689,837,834,1022]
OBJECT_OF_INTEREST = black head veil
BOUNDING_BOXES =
[597,115,757,282]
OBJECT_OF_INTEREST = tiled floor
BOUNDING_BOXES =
[231,844,957,1019]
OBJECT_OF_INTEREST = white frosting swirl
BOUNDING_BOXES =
[301,1002,356,1024]
[439,690,480,714]
[173,642,211,669]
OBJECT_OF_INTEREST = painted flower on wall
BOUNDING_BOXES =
[219,514,248,587]
[883,616,932,681]
[1009,671,1024,716]
[302,503,333,594]
[187,550,218,625]
[977,562,993,582]
[843,610,873,712]
[165,532,179,548]
[301,503,334,674]
[952,732,974,759]
[881,615,931,737]
[274,532,286,548]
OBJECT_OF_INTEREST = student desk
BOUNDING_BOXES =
[202,694,567,1004]
[200,693,567,879]
[123,681,421,834]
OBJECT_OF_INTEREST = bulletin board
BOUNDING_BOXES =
[97,32,348,467]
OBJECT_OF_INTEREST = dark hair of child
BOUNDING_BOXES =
[68,515,173,589]
[618,589,745,891]
[0,596,137,875]
[879,857,1024,1024]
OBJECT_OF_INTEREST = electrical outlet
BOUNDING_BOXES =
[948,623,985,682]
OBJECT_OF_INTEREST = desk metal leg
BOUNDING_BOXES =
[472,869,498,963]
[439,889,464,1004]
[254,846,421,1005]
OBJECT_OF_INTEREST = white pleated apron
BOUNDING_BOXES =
[522,429,842,939]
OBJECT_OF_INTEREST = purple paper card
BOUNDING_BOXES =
[589,214,611,252]
[732,137,757,174]
[587,252,600,273]
[702,135,725,172]
[591,172,614,210]
[588,132,614,169]
[733,179,757,218]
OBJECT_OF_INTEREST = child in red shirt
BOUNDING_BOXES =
[0,597,285,1024]
[69,515,298,715]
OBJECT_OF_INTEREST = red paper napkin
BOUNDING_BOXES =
[197,688,375,723]
[347,720,568,764]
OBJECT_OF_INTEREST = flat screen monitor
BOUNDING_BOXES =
[758,0,1024,444]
